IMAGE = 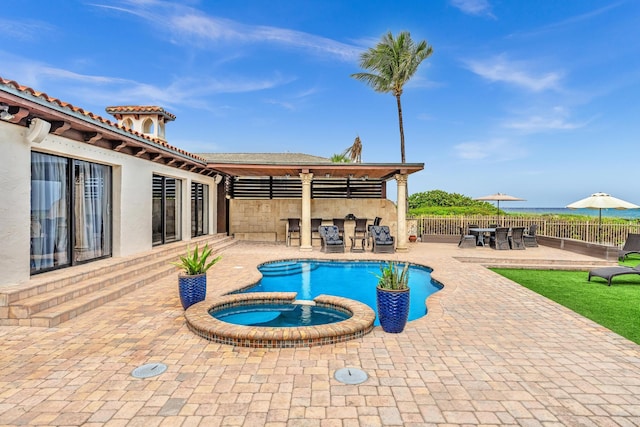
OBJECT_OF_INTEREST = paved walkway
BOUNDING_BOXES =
[1,242,639,426]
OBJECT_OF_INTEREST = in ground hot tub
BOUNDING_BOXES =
[184,292,375,348]
[212,300,351,327]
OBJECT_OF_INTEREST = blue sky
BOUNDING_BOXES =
[2,0,639,207]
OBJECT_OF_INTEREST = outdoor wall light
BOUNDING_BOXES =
[0,104,14,121]
[325,173,331,178]
[25,117,52,144]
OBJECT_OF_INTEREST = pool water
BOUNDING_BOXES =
[242,260,441,326]
[212,303,350,327]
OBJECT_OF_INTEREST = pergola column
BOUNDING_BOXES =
[299,172,313,251]
[395,173,408,252]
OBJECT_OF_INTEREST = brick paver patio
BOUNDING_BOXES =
[1,242,639,426]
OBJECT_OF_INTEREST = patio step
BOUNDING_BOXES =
[0,235,237,327]
[454,256,615,270]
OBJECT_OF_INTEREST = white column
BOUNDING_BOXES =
[395,173,408,252]
[300,172,313,251]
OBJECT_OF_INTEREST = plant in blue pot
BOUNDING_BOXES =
[172,244,221,310]
[375,261,410,333]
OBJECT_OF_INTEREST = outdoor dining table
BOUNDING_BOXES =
[469,227,497,247]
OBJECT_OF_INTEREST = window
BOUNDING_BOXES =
[142,118,154,135]
[30,152,112,274]
[152,175,182,245]
[191,182,209,237]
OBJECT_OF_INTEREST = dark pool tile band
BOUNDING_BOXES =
[184,292,376,348]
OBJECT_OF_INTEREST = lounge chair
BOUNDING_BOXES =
[318,225,345,253]
[458,226,476,249]
[370,225,395,253]
[490,227,510,250]
[523,224,539,247]
[509,227,526,250]
[287,218,300,246]
[588,264,640,286]
[618,233,640,261]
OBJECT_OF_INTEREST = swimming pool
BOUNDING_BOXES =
[242,260,442,326]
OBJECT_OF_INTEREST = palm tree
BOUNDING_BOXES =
[351,31,433,163]
[330,153,350,163]
[342,136,362,163]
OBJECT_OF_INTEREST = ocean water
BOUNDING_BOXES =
[503,207,640,220]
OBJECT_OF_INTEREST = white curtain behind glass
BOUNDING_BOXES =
[74,160,111,262]
[30,152,69,271]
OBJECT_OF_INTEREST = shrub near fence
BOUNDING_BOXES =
[413,215,640,246]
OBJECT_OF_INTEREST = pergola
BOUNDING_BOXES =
[207,160,424,252]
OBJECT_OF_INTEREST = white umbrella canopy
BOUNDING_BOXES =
[566,192,640,243]
[566,192,639,210]
[474,192,526,214]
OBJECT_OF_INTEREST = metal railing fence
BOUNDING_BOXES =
[412,215,640,246]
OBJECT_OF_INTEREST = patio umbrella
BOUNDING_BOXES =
[566,192,639,243]
[474,192,526,215]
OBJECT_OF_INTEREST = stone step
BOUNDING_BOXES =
[454,257,614,268]
[0,234,232,306]
[0,235,237,327]
[29,264,177,327]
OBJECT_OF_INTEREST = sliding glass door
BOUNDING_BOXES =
[74,160,112,262]
[30,152,112,274]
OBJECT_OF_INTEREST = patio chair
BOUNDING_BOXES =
[588,264,640,286]
[523,224,539,247]
[354,218,368,240]
[370,225,395,253]
[468,224,481,246]
[286,218,300,246]
[311,218,323,247]
[367,216,382,247]
[318,225,345,253]
[618,233,640,261]
[332,218,345,239]
[490,227,510,250]
[509,227,526,250]
[458,226,476,249]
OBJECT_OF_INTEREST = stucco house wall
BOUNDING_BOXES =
[0,120,218,286]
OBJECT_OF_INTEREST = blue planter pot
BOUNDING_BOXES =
[376,286,410,333]
[178,273,207,309]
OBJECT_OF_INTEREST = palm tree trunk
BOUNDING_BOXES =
[396,94,405,163]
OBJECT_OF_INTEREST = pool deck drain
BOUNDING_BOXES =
[334,367,368,384]
[131,362,167,379]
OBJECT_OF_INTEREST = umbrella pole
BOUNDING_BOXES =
[598,208,602,244]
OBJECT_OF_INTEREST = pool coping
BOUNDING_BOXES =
[184,292,376,348]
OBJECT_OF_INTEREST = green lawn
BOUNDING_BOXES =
[491,256,640,345]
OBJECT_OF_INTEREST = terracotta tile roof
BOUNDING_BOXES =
[0,76,202,162]
[105,105,176,121]
[196,153,331,164]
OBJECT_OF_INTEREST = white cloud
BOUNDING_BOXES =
[94,1,362,62]
[502,106,588,133]
[453,138,525,160]
[450,0,496,19]
[465,54,563,92]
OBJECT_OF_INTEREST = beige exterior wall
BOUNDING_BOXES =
[0,120,218,286]
[229,198,398,244]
